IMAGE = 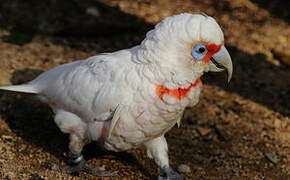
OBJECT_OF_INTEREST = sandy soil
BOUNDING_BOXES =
[0,0,289,179]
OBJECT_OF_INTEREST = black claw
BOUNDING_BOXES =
[159,166,183,180]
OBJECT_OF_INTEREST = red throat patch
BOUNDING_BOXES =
[156,79,201,101]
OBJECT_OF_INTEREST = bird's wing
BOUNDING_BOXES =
[25,50,135,122]
[108,104,123,138]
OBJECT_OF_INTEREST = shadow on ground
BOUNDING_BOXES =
[0,0,289,179]
[0,0,153,46]
[250,0,290,23]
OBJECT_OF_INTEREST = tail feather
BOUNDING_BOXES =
[0,84,39,94]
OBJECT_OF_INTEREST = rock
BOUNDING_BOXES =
[1,135,13,140]
[264,152,280,164]
[273,119,282,129]
[272,49,290,66]
[1,135,13,142]
[86,7,100,17]
[196,126,211,136]
[178,164,191,174]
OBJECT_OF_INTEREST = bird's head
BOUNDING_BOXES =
[135,13,232,83]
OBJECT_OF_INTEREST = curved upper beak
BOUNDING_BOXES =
[209,45,233,82]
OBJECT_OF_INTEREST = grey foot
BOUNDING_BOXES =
[158,166,183,180]
[51,154,118,176]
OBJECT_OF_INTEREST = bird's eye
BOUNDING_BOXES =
[191,44,208,61]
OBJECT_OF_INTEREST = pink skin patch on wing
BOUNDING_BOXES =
[203,43,222,62]
[65,126,78,134]
[156,79,201,101]
[101,125,108,135]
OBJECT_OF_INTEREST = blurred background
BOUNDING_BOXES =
[0,0,289,179]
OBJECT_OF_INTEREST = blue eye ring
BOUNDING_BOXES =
[191,44,208,61]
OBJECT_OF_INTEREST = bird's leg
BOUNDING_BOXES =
[144,135,182,180]
[52,111,117,176]
[52,134,117,176]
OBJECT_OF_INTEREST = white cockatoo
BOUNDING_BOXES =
[0,13,232,179]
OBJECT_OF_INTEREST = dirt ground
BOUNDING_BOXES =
[0,0,289,179]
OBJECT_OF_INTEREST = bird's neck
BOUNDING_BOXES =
[156,79,201,101]
[130,45,205,88]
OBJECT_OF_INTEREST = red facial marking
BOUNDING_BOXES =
[156,79,201,101]
[203,44,222,62]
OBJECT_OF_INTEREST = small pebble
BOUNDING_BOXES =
[178,164,191,173]
[86,7,100,17]
[196,127,211,136]
[264,152,280,164]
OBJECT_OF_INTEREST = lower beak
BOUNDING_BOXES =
[209,46,233,82]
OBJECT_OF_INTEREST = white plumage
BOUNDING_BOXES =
[0,13,232,179]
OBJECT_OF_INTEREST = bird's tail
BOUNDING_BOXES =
[0,84,39,94]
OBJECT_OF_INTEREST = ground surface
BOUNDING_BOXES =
[0,0,289,179]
